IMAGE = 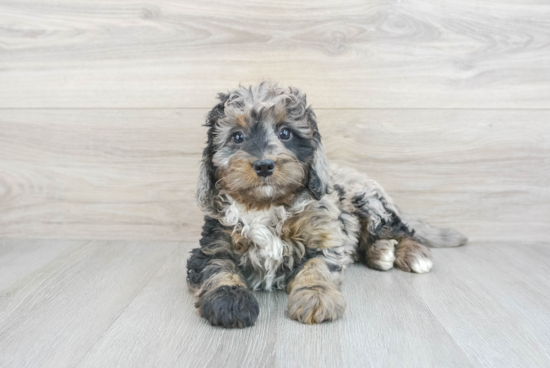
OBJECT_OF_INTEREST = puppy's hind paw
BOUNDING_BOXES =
[365,239,397,271]
[394,239,433,274]
[197,285,259,328]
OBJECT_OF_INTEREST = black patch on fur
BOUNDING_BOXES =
[249,106,262,123]
[351,193,414,242]
[242,120,272,159]
[351,193,370,218]
[187,217,241,290]
[283,253,315,285]
[199,93,230,208]
[244,103,316,162]
[187,248,212,288]
[308,167,326,200]
[338,210,351,236]
[305,107,320,139]
[197,285,259,328]
[304,108,330,200]
[334,184,346,202]
[351,192,416,265]
[232,100,244,109]
[281,129,315,162]
[325,248,345,273]
[200,216,229,243]
[188,217,260,329]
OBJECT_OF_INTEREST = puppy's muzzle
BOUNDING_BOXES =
[253,159,275,177]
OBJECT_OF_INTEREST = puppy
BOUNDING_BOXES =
[187,82,467,328]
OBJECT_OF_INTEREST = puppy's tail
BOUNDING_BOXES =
[401,213,467,248]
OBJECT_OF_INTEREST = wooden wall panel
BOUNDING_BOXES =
[0,0,549,108]
[1,108,547,242]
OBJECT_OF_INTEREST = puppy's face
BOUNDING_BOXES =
[211,98,316,208]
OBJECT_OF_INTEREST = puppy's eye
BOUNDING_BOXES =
[232,132,244,144]
[279,128,292,141]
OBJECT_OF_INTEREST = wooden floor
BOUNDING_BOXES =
[0,239,549,368]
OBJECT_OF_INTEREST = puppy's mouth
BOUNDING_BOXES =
[252,183,275,196]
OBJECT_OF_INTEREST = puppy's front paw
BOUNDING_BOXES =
[197,285,259,328]
[394,239,433,273]
[287,284,346,324]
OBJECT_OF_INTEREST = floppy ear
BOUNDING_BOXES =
[197,93,229,214]
[306,109,332,199]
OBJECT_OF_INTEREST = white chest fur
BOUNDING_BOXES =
[219,199,298,290]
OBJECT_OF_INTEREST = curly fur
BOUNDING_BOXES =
[188,82,467,328]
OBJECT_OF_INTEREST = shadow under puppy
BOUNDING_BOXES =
[187,82,467,328]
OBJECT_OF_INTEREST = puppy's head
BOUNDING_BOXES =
[198,82,331,213]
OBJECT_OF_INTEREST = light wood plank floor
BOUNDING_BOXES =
[0,239,549,368]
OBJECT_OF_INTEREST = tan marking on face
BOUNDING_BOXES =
[273,103,287,123]
[217,150,258,191]
[236,114,247,128]
[212,100,316,210]
[218,148,307,210]
[269,154,305,190]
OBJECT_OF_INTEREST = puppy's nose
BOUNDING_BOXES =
[253,159,275,177]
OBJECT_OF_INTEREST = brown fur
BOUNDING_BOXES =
[271,103,287,123]
[192,259,247,297]
[394,238,433,272]
[280,207,339,250]
[286,258,346,324]
[230,230,252,255]
[236,114,247,128]
[218,149,305,211]
[365,239,396,271]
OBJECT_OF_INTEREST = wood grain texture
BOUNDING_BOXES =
[1,0,550,108]
[406,243,550,367]
[0,109,204,240]
[2,240,550,367]
[1,108,548,242]
[0,239,82,291]
[0,240,178,368]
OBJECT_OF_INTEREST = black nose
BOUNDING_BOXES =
[253,159,275,177]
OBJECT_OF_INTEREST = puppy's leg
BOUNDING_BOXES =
[394,238,433,273]
[286,258,346,324]
[364,239,397,271]
[187,250,259,328]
